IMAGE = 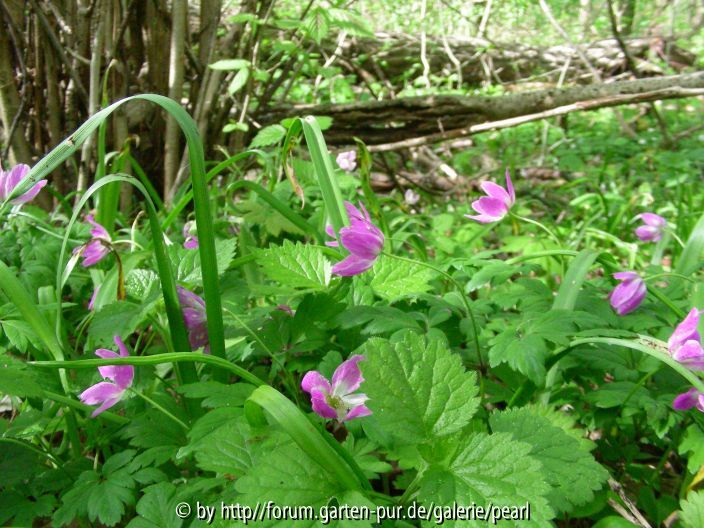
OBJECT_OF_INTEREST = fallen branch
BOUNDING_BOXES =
[260,72,704,146]
[370,86,704,152]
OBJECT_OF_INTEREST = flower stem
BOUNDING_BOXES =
[382,252,483,369]
[30,352,265,387]
[129,387,189,430]
[510,212,562,246]
[644,272,695,284]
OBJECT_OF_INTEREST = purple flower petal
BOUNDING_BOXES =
[86,215,110,240]
[310,391,338,419]
[332,255,376,276]
[339,227,384,260]
[669,308,701,353]
[480,181,511,203]
[177,286,209,351]
[344,404,373,421]
[95,348,120,381]
[3,164,28,197]
[336,151,357,172]
[325,224,339,247]
[638,213,666,227]
[11,180,48,204]
[331,355,365,396]
[673,388,701,411]
[613,271,639,281]
[672,340,704,370]
[184,236,199,249]
[79,240,110,267]
[635,225,662,242]
[80,381,122,406]
[344,201,366,223]
[0,164,48,204]
[470,196,509,221]
[505,169,515,204]
[88,284,101,311]
[609,272,646,315]
[301,371,332,395]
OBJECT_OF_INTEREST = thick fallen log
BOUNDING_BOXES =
[259,72,704,146]
[336,33,695,86]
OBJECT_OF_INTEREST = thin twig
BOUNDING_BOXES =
[369,87,704,152]
[608,479,653,528]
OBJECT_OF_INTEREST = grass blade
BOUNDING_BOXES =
[552,249,599,310]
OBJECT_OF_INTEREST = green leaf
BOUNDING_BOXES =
[208,59,250,70]
[228,67,250,95]
[250,124,287,148]
[258,241,331,289]
[2,319,42,353]
[55,451,137,527]
[359,331,479,445]
[178,238,238,283]
[125,269,159,301]
[368,255,435,301]
[235,438,342,517]
[0,362,44,398]
[178,409,261,476]
[552,250,599,310]
[178,382,255,408]
[88,301,150,347]
[490,408,609,513]
[126,483,182,528]
[418,432,554,527]
[677,211,704,276]
[489,329,548,385]
[303,8,329,44]
[679,425,704,473]
[680,491,704,528]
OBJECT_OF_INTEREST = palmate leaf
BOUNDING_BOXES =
[88,301,152,348]
[126,482,182,528]
[417,432,554,527]
[490,408,609,514]
[359,331,479,446]
[54,450,137,527]
[680,491,704,528]
[186,412,259,476]
[234,437,374,528]
[258,240,331,289]
[368,255,435,301]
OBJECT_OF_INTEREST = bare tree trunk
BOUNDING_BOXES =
[0,8,32,165]
[164,0,186,204]
[77,0,108,197]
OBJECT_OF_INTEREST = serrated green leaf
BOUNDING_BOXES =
[359,331,479,445]
[259,241,331,289]
[125,269,159,300]
[235,438,344,526]
[418,432,554,527]
[489,329,548,385]
[179,238,238,283]
[490,408,609,513]
[368,255,435,301]
[250,124,287,148]
[88,301,149,347]
[680,491,704,528]
[126,483,182,528]
[679,425,704,473]
[303,8,329,44]
[191,415,258,475]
